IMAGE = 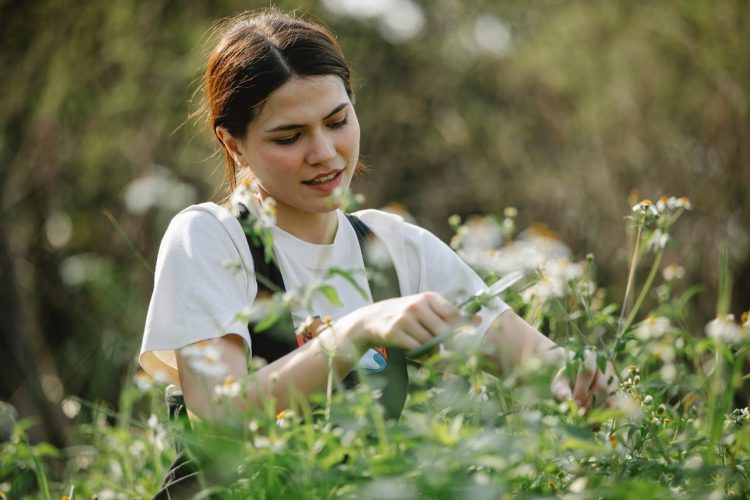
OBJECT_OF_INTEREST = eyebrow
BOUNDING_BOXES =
[264,102,350,133]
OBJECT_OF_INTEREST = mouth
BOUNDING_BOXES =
[302,170,342,186]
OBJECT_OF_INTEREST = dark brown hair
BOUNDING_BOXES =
[204,9,355,194]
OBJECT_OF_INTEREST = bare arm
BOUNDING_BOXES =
[479,309,615,409]
[177,292,460,424]
[479,309,567,378]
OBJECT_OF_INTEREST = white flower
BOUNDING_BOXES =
[61,397,81,419]
[611,393,644,420]
[146,414,167,451]
[516,224,572,261]
[634,316,672,341]
[469,385,489,402]
[276,409,294,428]
[231,180,277,227]
[576,280,597,296]
[647,229,669,251]
[660,363,677,383]
[189,359,229,378]
[181,342,229,377]
[451,215,504,251]
[662,264,685,281]
[133,369,154,391]
[653,344,675,363]
[214,375,241,399]
[667,196,692,210]
[253,435,271,448]
[642,395,653,405]
[705,315,742,344]
[123,164,197,215]
[129,440,146,457]
[522,275,565,302]
[543,257,583,282]
[259,196,277,227]
[656,196,668,213]
[230,179,258,215]
[632,199,659,216]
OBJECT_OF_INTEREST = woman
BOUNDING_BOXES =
[140,7,613,493]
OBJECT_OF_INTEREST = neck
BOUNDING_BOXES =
[275,209,339,245]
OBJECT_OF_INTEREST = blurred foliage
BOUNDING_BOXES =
[0,0,748,444]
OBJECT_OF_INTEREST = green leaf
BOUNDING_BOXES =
[326,267,369,300]
[316,284,343,307]
[253,310,280,332]
[597,353,607,373]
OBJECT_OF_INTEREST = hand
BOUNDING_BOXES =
[336,292,461,353]
[550,350,617,411]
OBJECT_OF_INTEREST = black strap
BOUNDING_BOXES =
[344,214,409,420]
[244,212,408,420]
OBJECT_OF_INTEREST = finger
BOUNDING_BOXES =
[424,292,460,323]
[551,367,573,402]
[402,316,435,345]
[415,309,454,340]
[392,330,422,351]
[600,363,619,406]
[587,370,608,409]
[588,361,619,409]
[572,360,597,409]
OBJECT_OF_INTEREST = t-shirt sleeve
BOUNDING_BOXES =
[139,206,254,385]
[403,221,511,339]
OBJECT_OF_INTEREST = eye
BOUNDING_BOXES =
[273,133,301,145]
[328,116,348,129]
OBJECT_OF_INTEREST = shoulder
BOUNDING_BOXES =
[353,208,446,253]
[352,208,429,239]
[161,202,247,254]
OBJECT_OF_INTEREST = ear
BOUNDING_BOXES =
[215,126,247,166]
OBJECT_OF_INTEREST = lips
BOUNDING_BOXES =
[302,170,341,185]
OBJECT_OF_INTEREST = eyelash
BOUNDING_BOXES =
[273,116,349,145]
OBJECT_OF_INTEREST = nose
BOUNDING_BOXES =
[305,130,337,166]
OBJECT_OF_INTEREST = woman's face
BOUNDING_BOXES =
[226,75,360,222]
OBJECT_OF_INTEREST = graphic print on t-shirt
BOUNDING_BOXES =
[296,315,389,374]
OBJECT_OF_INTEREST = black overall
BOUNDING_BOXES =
[153,213,408,498]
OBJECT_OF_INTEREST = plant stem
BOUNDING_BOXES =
[617,226,642,337]
[102,210,155,275]
[647,422,672,465]
[621,249,663,336]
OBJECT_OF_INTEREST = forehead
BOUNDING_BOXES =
[252,75,350,129]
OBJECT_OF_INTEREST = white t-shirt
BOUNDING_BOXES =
[139,203,509,385]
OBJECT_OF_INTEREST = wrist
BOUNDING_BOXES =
[535,342,569,367]
[318,317,369,361]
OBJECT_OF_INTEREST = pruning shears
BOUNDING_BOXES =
[407,271,524,358]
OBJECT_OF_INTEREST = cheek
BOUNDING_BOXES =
[343,120,361,156]
[254,147,299,175]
